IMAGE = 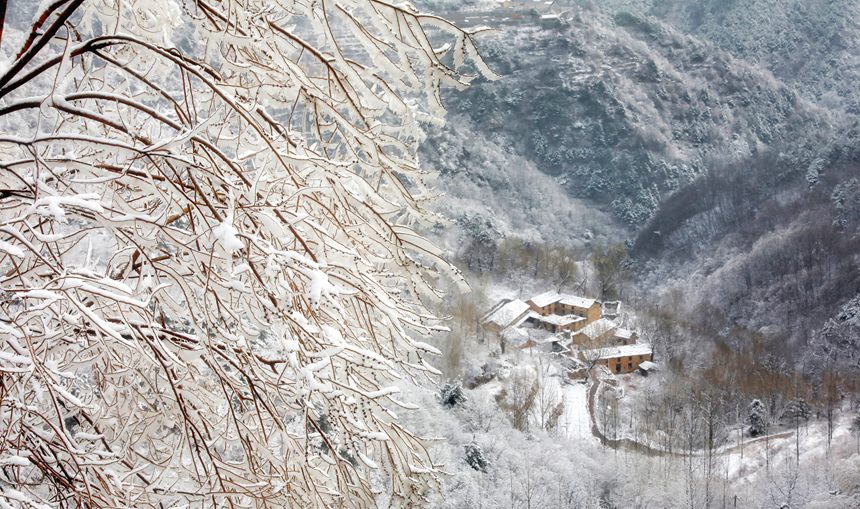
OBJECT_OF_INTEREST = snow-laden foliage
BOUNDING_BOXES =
[438,379,466,408]
[748,399,767,438]
[832,178,860,233]
[810,293,860,377]
[781,398,811,423]
[0,0,496,507]
[462,442,487,473]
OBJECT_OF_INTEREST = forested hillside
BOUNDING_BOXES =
[598,0,860,112]
[419,0,860,380]
[413,4,860,506]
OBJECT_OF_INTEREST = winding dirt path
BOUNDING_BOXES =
[585,373,794,458]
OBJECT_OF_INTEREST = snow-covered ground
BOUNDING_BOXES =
[559,381,593,441]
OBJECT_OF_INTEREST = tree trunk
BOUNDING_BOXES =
[0,0,7,52]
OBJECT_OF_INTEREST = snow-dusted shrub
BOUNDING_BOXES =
[465,361,499,389]
[440,380,468,408]
[781,398,811,423]
[748,399,768,437]
[496,366,539,432]
[463,441,488,473]
[0,1,496,507]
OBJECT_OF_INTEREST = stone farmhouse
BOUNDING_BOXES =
[528,291,601,323]
[482,299,532,334]
[580,343,654,375]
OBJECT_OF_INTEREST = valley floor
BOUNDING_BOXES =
[412,311,860,508]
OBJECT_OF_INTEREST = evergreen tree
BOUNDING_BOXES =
[781,398,811,422]
[464,442,489,473]
[440,380,468,408]
[748,399,768,437]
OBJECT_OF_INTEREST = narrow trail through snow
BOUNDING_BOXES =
[585,373,795,458]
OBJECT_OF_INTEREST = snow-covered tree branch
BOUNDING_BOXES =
[0,0,494,506]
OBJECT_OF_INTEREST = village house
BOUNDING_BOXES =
[481,299,532,334]
[613,327,637,345]
[570,317,617,346]
[569,318,638,347]
[510,329,565,354]
[637,360,658,377]
[580,343,654,375]
[526,291,601,323]
[531,313,587,334]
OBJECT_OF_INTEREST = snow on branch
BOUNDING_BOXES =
[0,0,493,507]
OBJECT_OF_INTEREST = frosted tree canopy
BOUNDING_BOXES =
[0,0,495,507]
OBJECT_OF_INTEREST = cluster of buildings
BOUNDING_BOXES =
[482,291,654,375]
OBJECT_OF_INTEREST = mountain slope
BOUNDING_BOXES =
[436,6,828,226]
[593,0,860,113]
[424,2,860,370]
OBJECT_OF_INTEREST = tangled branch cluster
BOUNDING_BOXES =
[0,0,494,507]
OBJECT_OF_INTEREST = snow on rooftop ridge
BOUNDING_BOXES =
[536,314,585,326]
[528,291,596,309]
[485,299,530,328]
[615,328,634,339]
[513,324,555,341]
[558,295,596,309]
[581,343,653,360]
[577,318,618,340]
[528,290,562,308]
[534,333,564,344]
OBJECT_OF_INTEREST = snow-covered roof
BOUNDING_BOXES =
[515,331,567,351]
[614,328,635,340]
[519,310,540,325]
[516,325,555,341]
[528,291,596,310]
[534,333,564,344]
[483,299,531,329]
[501,326,529,344]
[535,314,585,327]
[559,295,597,309]
[638,361,657,371]
[528,291,562,308]
[581,343,653,360]
[575,318,618,340]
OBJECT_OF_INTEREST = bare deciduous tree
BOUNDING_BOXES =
[496,366,539,432]
[591,243,630,300]
[0,0,495,507]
